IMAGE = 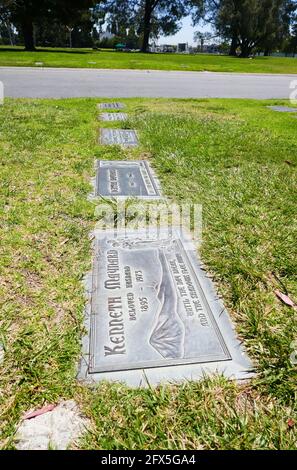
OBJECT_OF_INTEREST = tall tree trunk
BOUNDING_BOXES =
[5,21,14,46]
[264,48,270,56]
[239,41,252,58]
[22,18,35,51]
[229,35,238,56]
[141,0,153,53]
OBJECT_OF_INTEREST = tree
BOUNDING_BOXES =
[190,0,239,55]
[1,0,99,51]
[291,19,297,54]
[103,0,191,52]
[0,1,15,45]
[194,30,213,51]
[34,18,67,48]
[268,0,297,55]
[284,15,297,54]
[90,2,107,40]
[1,0,48,50]
[191,0,297,57]
[218,0,295,58]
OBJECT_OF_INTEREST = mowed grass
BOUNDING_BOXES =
[0,97,296,449]
[0,46,297,74]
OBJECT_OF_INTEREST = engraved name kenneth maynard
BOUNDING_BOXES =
[104,250,126,357]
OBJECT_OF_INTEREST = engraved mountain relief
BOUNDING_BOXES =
[149,249,185,359]
[107,238,186,359]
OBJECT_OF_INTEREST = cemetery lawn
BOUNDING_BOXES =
[0,97,296,450]
[1,46,297,74]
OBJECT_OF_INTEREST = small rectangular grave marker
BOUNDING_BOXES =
[95,160,162,199]
[267,105,297,113]
[80,228,253,385]
[100,113,128,122]
[100,129,138,147]
[99,102,125,110]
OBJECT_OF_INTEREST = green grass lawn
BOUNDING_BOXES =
[0,46,297,74]
[0,97,296,449]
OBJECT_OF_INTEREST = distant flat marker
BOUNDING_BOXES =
[100,128,138,147]
[267,105,297,113]
[100,113,128,122]
[95,160,162,199]
[99,102,125,110]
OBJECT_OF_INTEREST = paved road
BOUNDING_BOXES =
[0,66,296,99]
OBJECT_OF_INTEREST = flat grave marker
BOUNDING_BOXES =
[267,105,297,113]
[100,113,128,122]
[99,102,125,110]
[79,228,253,385]
[95,160,162,199]
[100,128,138,147]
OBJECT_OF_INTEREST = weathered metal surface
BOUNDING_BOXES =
[267,105,297,113]
[99,102,125,109]
[79,228,253,385]
[95,160,162,199]
[100,129,138,147]
[100,113,128,121]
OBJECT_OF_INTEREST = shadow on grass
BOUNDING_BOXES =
[0,47,91,54]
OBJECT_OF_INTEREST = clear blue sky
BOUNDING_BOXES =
[159,16,211,46]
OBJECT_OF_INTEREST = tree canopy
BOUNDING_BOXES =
[0,0,296,56]
[191,0,297,56]
[1,0,98,50]
[101,0,192,52]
